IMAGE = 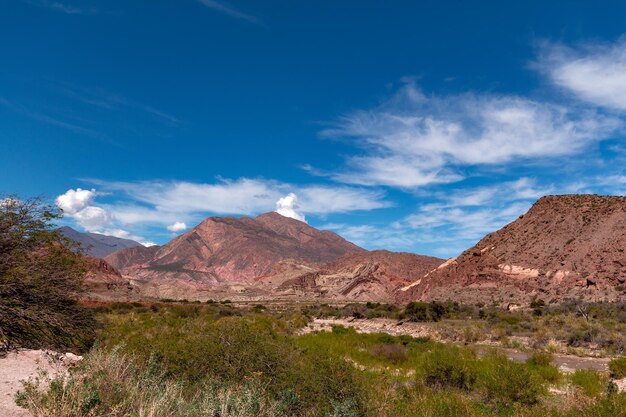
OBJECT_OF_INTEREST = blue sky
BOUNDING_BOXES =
[3,0,626,257]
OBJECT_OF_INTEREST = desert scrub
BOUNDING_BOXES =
[477,353,545,407]
[525,352,561,383]
[369,342,409,364]
[571,369,608,397]
[16,346,286,417]
[608,356,626,378]
[420,345,478,390]
[97,309,367,416]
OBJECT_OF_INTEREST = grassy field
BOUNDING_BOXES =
[16,301,626,417]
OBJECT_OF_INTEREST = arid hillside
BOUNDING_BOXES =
[105,212,363,294]
[398,195,626,305]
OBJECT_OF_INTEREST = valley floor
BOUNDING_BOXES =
[302,318,613,372]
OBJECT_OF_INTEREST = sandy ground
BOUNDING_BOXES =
[0,350,71,417]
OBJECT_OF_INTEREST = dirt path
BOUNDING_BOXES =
[302,318,611,372]
[0,350,77,417]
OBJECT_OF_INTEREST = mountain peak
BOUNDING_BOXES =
[108,211,363,284]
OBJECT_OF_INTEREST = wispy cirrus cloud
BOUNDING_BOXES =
[22,0,102,15]
[0,97,99,136]
[537,37,626,112]
[56,83,180,125]
[320,80,621,189]
[196,0,260,24]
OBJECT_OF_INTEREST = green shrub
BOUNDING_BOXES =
[477,354,545,407]
[403,302,447,322]
[572,369,607,397]
[608,356,626,378]
[420,346,477,390]
[526,352,554,367]
[16,347,284,417]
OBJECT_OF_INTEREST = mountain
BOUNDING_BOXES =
[398,195,626,305]
[271,250,445,302]
[104,245,161,271]
[58,226,143,258]
[82,257,136,301]
[108,212,364,296]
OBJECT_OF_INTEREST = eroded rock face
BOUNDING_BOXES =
[274,250,445,302]
[398,195,626,305]
[104,245,160,271]
[83,257,135,300]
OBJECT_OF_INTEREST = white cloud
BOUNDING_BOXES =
[275,193,306,222]
[56,188,112,232]
[538,37,626,111]
[322,80,620,188]
[55,188,96,215]
[167,222,187,232]
[71,206,112,232]
[88,178,390,223]
[56,188,156,246]
[103,228,156,247]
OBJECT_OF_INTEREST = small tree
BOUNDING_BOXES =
[0,196,94,353]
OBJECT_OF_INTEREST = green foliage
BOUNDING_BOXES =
[572,369,607,397]
[98,308,366,416]
[16,346,285,417]
[477,353,545,407]
[608,356,626,378]
[403,301,449,322]
[421,346,478,390]
[526,352,560,384]
[0,196,94,353]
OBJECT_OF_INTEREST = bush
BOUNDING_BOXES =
[403,302,447,322]
[572,369,607,397]
[420,346,477,390]
[608,356,626,379]
[16,347,284,417]
[526,352,554,367]
[525,352,560,384]
[98,311,366,416]
[477,354,545,407]
[0,196,94,353]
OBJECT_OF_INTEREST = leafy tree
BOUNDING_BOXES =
[0,196,94,353]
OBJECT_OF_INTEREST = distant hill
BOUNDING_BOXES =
[58,226,143,258]
[110,212,363,285]
[271,250,445,302]
[398,195,626,305]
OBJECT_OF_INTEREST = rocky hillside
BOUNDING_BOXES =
[398,195,626,305]
[272,250,445,302]
[109,212,363,290]
[59,226,143,258]
[83,257,135,301]
[104,245,160,271]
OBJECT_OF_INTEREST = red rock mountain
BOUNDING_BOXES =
[398,195,626,305]
[104,245,160,271]
[83,257,135,301]
[108,212,364,287]
[273,250,445,302]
